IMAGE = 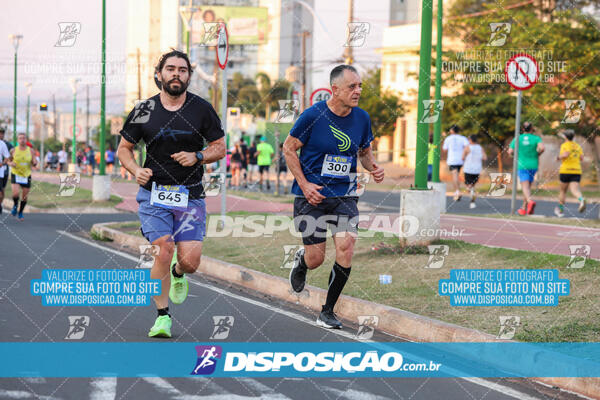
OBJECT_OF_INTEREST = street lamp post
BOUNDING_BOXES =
[9,34,23,146]
[179,4,198,54]
[70,78,81,168]
[25,83,32,137]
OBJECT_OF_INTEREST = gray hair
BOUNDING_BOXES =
[330,64,358,86]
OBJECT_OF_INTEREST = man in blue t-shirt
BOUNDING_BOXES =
[283,65,385,329]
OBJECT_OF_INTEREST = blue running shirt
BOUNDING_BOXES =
[290,101,374,197]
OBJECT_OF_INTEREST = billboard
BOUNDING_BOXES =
[191,6,268,45]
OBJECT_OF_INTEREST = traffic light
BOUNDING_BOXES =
[39,103,48,112]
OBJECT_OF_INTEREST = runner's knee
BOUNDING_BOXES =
[178,256,201,273]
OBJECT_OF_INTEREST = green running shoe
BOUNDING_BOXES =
[148,315,172,338]
[169,264,189,305]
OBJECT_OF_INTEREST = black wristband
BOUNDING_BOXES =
[195,151,204,164]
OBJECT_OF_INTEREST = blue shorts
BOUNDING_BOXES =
[136,187,206,243]
[518,169,537,183]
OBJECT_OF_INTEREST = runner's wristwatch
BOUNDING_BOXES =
[195,151,204,164]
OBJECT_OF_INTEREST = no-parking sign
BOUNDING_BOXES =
[505,54,539,91]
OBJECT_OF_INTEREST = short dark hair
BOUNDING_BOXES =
[469,134,478,143]
[563,129,575,141]
[330,64,358,86]
[450,124,460,134]
[522,121,533,132]
[0,127,5,133]
[156,50,193,74]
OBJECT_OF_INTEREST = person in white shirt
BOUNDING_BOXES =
[442,125,469,201]
[0,139,10,213]
[57,146,68,172]
[45,150,54,171]
[461,135,487,209]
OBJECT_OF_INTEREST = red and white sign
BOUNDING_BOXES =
[216,23,229,70]
[505,53,539,91]
[310,88,332,105]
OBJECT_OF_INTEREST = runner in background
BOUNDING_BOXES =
[257,136,274,191]
[0,137,10,214]
[239,136,249,188]
[8,133,38,220]
[508,121,545,215]
[248,140,258,185]
[554,129,586,217]
[461,135,487,209]
[442,125,469,201]
[277,143,289,194]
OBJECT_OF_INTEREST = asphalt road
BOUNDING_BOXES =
[0,213,583,400]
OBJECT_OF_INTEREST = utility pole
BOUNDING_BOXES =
[212,57,218,110]
[343,0,354,64]
[299,30,310,112]
[86,84,90,146]
[414,0,434,189]
[432,0,443,183]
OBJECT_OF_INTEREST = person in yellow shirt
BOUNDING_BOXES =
[7,133,37,220]
[554,130,586,217]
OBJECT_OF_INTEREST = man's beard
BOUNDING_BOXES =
[162,77,189,96]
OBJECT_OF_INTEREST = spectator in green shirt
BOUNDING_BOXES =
[508,122,545,215]
[427,133,436,181]
[257,136,274,190]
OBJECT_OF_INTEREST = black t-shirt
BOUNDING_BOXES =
[240,143,248,164]
[248,145,257,164]
[120,92,224,199]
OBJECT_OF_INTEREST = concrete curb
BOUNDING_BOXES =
[91,222,600,399]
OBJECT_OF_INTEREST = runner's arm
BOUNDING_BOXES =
[283,135,324,205]
[171,137,226,167]
[30,148,38,168]
[358,146,384,183]
[537,142,545,155]
[117,138,152,185]
[461,146,470,161]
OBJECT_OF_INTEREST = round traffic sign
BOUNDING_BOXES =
[310,88,332,105]
[505,53,539,91]
[216,23,229,70]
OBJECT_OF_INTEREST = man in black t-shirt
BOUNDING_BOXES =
[118,50,226,338]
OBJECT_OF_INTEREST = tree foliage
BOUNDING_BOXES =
[359,69,405,138]
[443,0,600,156]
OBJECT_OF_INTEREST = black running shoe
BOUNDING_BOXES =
[289,247,307,293]
[316,308,342,329]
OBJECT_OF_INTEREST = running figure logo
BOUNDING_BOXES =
[57,173,81,197]
[210,316,234,339]
[567,245,590,269]
[200,23,221,46]
[487,23,511,47]
[355,315,379,340]
[562,100,586,124]
[497,316,520,339]
[131,100,156,124]
[65,316,90,340]
[419,100,444,123]
[202,173,225,197]
[275,100,299,123]
[281,245,303,269]
[191,345,222,375]
[425,245,449,269]
[171,207,201,240]
[345,173,370,197]
[55,22,81,47]
[487,173,511,197]
[345,22,370,47]
[138,245,160,269]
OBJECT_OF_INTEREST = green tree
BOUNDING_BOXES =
[443,0,600,177]
[359,69,404,137]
